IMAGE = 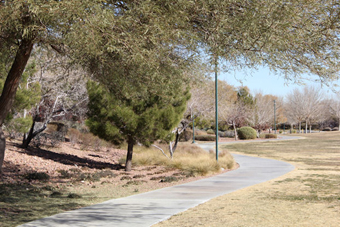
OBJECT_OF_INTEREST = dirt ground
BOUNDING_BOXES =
[1,139,221,190]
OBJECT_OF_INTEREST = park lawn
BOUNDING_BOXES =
[154,132,340,227]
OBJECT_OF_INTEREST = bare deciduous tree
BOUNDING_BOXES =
[285,86,324,133]
[22,49,88,148]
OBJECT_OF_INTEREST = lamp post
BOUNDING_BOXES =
[274,100,276,134]
[215,57,218,161]
[192,115,195,144]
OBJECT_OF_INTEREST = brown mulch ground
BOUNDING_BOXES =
[1,138,235,188]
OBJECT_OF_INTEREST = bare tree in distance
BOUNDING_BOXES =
[22,49,88,148]
[328,94,340,130]
[250,92,276,133]
[285,88,305,133]
[285,86,324,133]
[303,87,325,133]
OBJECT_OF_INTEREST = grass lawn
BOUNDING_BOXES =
[154,132,340,227]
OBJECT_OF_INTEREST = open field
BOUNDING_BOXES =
[155,132,340,227]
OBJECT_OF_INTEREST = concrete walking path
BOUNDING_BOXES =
[20,138,296,227]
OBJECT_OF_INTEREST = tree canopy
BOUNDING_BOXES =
[1,0,340,174]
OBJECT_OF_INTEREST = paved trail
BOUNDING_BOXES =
[20,138,296,227]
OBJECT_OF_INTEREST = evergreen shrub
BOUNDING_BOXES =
[237,127,257,140]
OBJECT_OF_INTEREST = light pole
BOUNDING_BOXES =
[192,115,195,144]
[274,100,276,134]
[215,57,218,161]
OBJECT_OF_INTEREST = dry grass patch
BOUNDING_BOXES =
[127,143,236,176]
[154,133,340,227]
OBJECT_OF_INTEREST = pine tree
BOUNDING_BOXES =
[86,81,190,171]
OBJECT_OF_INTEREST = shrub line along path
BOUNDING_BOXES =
[20,136,298,227]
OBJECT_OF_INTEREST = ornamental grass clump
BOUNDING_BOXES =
[125,143,235,176]
[237,127,257,140]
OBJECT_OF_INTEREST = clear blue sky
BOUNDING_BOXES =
[219,67,339,98]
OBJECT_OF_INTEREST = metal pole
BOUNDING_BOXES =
[192,115,195,144]
[274,100,276,134]
[215,57,218,161]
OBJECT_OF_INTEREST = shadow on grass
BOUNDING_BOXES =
[0,183,86,227]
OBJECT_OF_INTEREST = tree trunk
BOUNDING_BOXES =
[0,39,34,125]
[22,117,47,148]
[305,121,308,134]
[0,128,5,177]
[233,121,237,141]
[309,124,312,133]
[125,137,134,171]
[0,38,34,174]
[290,124,293,134]
[171,129,181,154]
[299,122,301,133]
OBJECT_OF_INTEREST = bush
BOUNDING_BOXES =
[24,171,50,182]
[180,129,193,142]
[49,131,64,147]
[195,130,207,136]
[237,127,257,140]
[322,127,332,131]
[219,131,234,138]
[130,144,236,176]
[211,122,229,131]
[79,133,96,150]
[93,136,104,151]
[68,128,81,146]
[160,176,178,183]
[206,129,215,134]
[332,127,339,131]
[195,135,216,141]
[265,133,277,139]
[67,193,82,199]
[190,117,211,129]
[47,122,68,141]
